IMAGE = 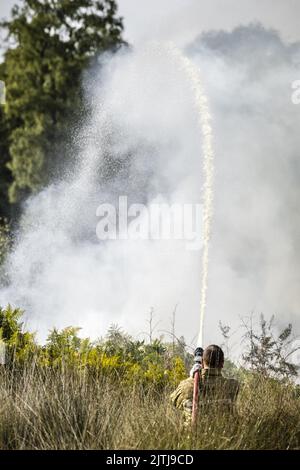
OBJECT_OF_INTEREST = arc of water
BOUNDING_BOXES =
[160,43,214,347]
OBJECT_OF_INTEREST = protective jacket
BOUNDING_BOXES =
[170,368,239,424]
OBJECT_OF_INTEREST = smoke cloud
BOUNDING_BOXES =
[188,24,300,354]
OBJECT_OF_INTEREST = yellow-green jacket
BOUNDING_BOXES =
[170,368,239,424]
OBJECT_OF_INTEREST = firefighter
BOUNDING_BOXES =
[170,344,239,425]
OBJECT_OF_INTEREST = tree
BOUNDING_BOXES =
[0,113,11,218]
[0,64,11,219]
[0,0,124,204]
[242,314,300,380]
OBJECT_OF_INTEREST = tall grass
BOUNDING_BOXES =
[0,362,299,450]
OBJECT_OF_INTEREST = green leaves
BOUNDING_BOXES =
[0,304,36,362]
[0,304,24,339]
[0,305,187,388]
[242,314,299,380]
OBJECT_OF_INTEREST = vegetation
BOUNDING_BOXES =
[242,314,299,379]
[0,306,188,386]
[0,0,124,212]
[0,306,299,450]
[0,1,299,452]
[0,218,11,266]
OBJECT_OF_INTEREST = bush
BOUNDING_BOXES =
[0,306,299,449]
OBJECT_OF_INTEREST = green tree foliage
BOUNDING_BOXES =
[0,306,187,386]
[0,65,11,218]
[44,325,91,366]
[0,304,36,362]
[0,0,124,205]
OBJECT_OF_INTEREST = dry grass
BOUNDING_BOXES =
[0,363,300,450]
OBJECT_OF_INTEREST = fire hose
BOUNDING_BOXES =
[191,347,203,426]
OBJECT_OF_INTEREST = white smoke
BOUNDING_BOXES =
[0,43,208,344]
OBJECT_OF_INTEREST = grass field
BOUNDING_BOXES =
[0,306,300,450]
[0,363,300,450]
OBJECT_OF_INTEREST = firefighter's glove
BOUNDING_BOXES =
[190,363,201,378]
